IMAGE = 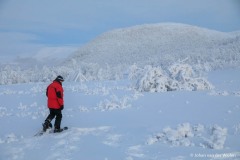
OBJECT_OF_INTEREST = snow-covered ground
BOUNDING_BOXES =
[0,69,240,160]
[0,23,240,159]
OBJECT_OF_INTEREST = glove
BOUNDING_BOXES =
[60,105,64,110]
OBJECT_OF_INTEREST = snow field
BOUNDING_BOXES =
[0,69,240,160]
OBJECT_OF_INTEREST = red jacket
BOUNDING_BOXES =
[46,80,64,109]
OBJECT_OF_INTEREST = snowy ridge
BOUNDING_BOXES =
[33,46,77,65]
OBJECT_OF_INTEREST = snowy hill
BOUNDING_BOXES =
[33,46,77,65]
[1,23,240,159]
[0,23,240,85]
[67,23,240,68]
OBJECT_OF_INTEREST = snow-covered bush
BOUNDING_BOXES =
[132,63,213,92]
[162,123,194,147]
[147,123,227,149]
[0,63,125,85]
[168,63,213,91]
[135,66,171,92]
[98,95,131,111]
[0,62,212,92]
[206,125,228,149]
[147,123,194,147]
[64,62,125,81]
[0,65,70,85]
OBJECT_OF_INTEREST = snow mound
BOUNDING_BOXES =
[66,23,240,68]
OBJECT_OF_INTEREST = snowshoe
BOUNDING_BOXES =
[54,127,68,133]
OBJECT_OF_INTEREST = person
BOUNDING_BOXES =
[42,75,65,133]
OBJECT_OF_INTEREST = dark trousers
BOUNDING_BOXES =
[45,108,62,129]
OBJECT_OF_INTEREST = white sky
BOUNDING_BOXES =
[0,0,239,60]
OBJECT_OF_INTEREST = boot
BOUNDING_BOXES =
[42,120,52,132]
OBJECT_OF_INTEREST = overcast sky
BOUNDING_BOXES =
[0,0,240,61]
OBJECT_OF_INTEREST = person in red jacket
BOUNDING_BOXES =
[42,75,65,133]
